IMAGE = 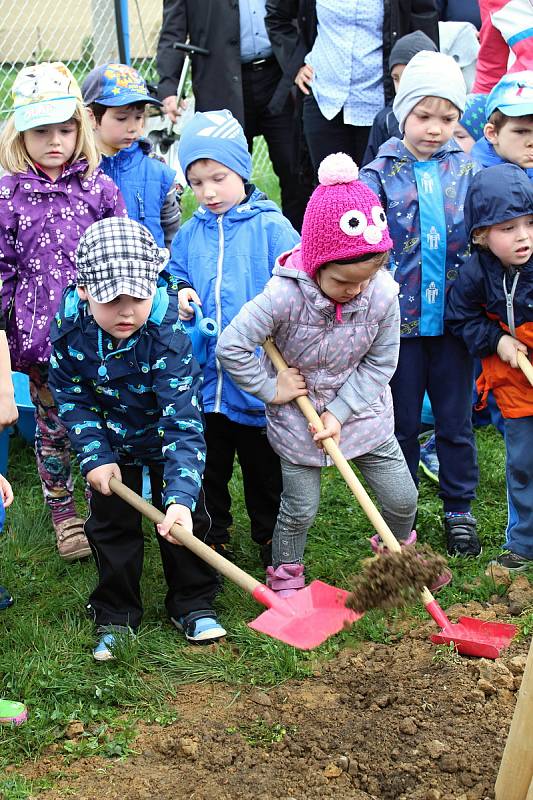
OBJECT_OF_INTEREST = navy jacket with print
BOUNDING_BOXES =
[48,278,205,510]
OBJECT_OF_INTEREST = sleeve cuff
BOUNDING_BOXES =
[256,377,278,404]
[326,396,353,425]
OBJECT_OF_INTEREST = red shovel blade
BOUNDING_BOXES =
[249,580,362,650]
[431,617,517,659]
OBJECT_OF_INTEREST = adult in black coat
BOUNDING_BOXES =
[156,0,310,231]
[265,0,440,174]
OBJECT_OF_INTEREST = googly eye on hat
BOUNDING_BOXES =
[300,153,393,278]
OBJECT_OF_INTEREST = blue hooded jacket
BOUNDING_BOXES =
[48,278,205,510]
[100,139,176,247]
[169,187,300,426]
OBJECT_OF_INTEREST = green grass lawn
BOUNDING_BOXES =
[1,422,531,799]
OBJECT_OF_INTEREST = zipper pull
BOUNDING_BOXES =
[136,192,145,220]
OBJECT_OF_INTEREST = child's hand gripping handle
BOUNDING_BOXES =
[262,338,436,608]
[517,350,533,387]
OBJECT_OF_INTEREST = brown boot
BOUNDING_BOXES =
[53,517,92,561]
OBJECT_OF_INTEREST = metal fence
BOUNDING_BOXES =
[0,0,273,179]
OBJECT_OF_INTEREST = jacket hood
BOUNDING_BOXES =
[192,185,278,224]
[274,245,375,317]
[101,138,153,166]
[471,136,533,179]
[375,136,463,161]
[465,163,533,238]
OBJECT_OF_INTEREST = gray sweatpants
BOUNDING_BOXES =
[272,435,418,567]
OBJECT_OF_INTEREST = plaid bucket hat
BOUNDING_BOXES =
[76,218,169,304]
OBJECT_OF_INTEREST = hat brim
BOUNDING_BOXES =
[487,101,533,118]
[92,91,162,108]
[14,97,78,131]
[85,278,157,305]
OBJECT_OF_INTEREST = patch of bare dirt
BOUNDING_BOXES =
[19,597,531,800]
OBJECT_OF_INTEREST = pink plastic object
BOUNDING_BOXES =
[250,581,361,650]
[426,599,517,659]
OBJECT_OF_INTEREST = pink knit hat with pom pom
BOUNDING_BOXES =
[301,153,393,278]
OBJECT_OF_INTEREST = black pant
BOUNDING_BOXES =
[302,92,371,175]
[390,333,478,512]
[241,58,310,231]
[84,464,219,629]
[193,412,282,547]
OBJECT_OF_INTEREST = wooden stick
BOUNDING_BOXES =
[495,635,533,800]
[517,351,533,388]
[108,476,262,597]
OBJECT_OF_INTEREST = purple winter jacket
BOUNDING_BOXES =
[0,161,127,372]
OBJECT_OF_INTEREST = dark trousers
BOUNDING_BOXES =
[84,464,219,629]
[302,92,371,175]
[390,332,478,512]
[241,58,310,231]
[193,412,282,547]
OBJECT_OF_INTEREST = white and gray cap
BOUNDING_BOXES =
[393,50,467,133]
[76,217,169,304]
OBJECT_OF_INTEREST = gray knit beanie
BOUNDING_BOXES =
[392,50,467,133]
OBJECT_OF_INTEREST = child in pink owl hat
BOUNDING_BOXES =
[216,153,419,596]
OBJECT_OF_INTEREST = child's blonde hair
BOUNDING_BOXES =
[0,101,99,178]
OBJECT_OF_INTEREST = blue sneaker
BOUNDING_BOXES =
[92,625,132,662]
[419,432,439,483]
[171,610,226,644]
[0,585,13,611]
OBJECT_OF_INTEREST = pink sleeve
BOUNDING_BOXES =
[472,0,510,93]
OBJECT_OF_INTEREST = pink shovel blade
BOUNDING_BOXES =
[249,579,362,650]
[431,617,517,659]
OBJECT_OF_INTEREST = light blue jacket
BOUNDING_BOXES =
[100,139,176,247]
[169,187,300,426]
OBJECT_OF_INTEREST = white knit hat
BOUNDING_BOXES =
[393,50,467,133]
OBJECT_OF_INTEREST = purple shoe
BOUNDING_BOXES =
[266,563,305,598]
[368,530,452,593]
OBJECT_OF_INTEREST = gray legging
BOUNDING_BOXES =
[272,435,418,568]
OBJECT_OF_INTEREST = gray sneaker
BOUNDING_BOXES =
[491,550,533,573]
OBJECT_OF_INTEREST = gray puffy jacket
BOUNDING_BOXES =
[216,245,400,466]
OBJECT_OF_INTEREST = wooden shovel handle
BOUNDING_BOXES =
[262,338,435,607]
[495,635,533,800]
[517,350,533,388]
[108,476,261,596]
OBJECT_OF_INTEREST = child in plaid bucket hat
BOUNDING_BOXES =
[0,62,126,563]
[49,217,226,659]
[217,154,419,596]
